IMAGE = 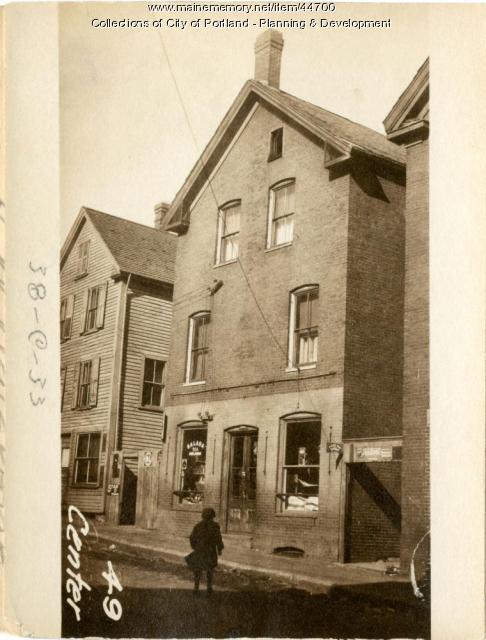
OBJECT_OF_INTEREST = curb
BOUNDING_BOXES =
[89,533,422,612]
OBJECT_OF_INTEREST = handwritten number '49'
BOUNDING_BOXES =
[102,561,123,621]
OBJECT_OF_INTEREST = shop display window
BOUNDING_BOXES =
[176,427,207,505]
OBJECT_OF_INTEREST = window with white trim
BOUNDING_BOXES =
[60,295,74,340]
[77,240,90,277]
[186,312,210,383]
[176,425,207,505]
[141,358,165,408]
[73,432,101,485]
[216,201,240,264]
[288,286,319,368]
[267,179,295,248]
[278,418,321,512]
[81,283,107,333]
[72,358,100,409]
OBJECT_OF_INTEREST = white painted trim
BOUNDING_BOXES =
[189,103,259,214]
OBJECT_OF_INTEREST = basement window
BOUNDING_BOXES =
[268,128,283,161]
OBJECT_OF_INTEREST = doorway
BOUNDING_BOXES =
[120,456,138,525]
[227,429,258,533]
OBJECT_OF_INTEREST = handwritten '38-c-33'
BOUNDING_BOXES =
[66,505,123,622]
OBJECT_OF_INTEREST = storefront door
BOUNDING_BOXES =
[227,432,257,533]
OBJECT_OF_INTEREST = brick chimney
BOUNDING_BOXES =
[154,202,170,230]
[254,30,284,88]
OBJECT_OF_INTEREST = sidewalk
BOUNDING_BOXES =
[87,523,421,611]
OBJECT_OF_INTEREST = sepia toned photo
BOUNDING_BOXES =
[56,4,433,638]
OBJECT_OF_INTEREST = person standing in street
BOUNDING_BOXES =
[187,507,224,596]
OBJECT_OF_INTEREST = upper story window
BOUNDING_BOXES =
[268,127,283,161]
[73,432,101,486]
[267,179,295,248]
[72,357,100,410]
[279,418,321,513]
[60,294,74,341]
[216,200,240,264]
[186,312,210,383]
[141,358,165,408]
[289,285,319,369]
[61,367,67,411]
[81,283,107,333]
[76,240,90,277]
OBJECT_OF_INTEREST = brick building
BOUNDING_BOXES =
[384,59,430,567]
[60,206,176,525]
[155,31,409,563]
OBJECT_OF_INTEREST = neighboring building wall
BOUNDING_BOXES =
[61,219,120,513]
[401,139,429,567]
[119,280,173,451]
[343,161,405,440]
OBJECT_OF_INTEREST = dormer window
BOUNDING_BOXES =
[268,128,283,161]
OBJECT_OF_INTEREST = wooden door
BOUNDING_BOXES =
[227,433,257,533]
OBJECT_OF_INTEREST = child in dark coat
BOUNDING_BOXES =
[188,507,224,595]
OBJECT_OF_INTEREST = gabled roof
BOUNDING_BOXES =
[384,58,429,135]
[165,79,406,232]
[61,207,176,285]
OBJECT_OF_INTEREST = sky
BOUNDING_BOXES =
[60,3,430,238]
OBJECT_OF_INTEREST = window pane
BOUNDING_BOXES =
[285,467,319,495]
[273,186,287,218]
[154,360,164,383]
[224,206,240,235]
[77,434,89,458]
[144,358,155,381]
[296,294,309,330]
[142,383,152,406]
[285,421,321,466]
[88,433,101,457]
[232,436,245,468]
[75,460,89,483]
[193,316,208,349]
[222,235,238,262]
[87,459,99,483]
[152,384,162,407]
[286,182,295,214]
[191,350,206,381]
[273,215,293,245]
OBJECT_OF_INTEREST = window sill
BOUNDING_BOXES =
[80,329,101,338]
[74,272,88,281]
[285,364,317,373]
[264,242,293,254]
[275,511,318,519]
[71,483,102,490]
[138,405,164,414]
[213,259,238,269]
[183,380,206,387]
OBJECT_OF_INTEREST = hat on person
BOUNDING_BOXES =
[202,507,216,521]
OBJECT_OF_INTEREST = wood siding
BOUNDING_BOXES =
[119,283,172,451]
[61,218,121,513]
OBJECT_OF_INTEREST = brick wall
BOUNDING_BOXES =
[343,160,406,440]
[401,139,429,567]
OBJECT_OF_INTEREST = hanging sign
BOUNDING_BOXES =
[326,442,343,454]
[143,451,153,467]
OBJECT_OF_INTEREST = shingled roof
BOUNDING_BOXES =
[262,83,405,165]
[86,208,176,284]
[62,207,176,284]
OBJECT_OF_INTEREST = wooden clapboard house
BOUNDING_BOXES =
[60,206,176,525]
